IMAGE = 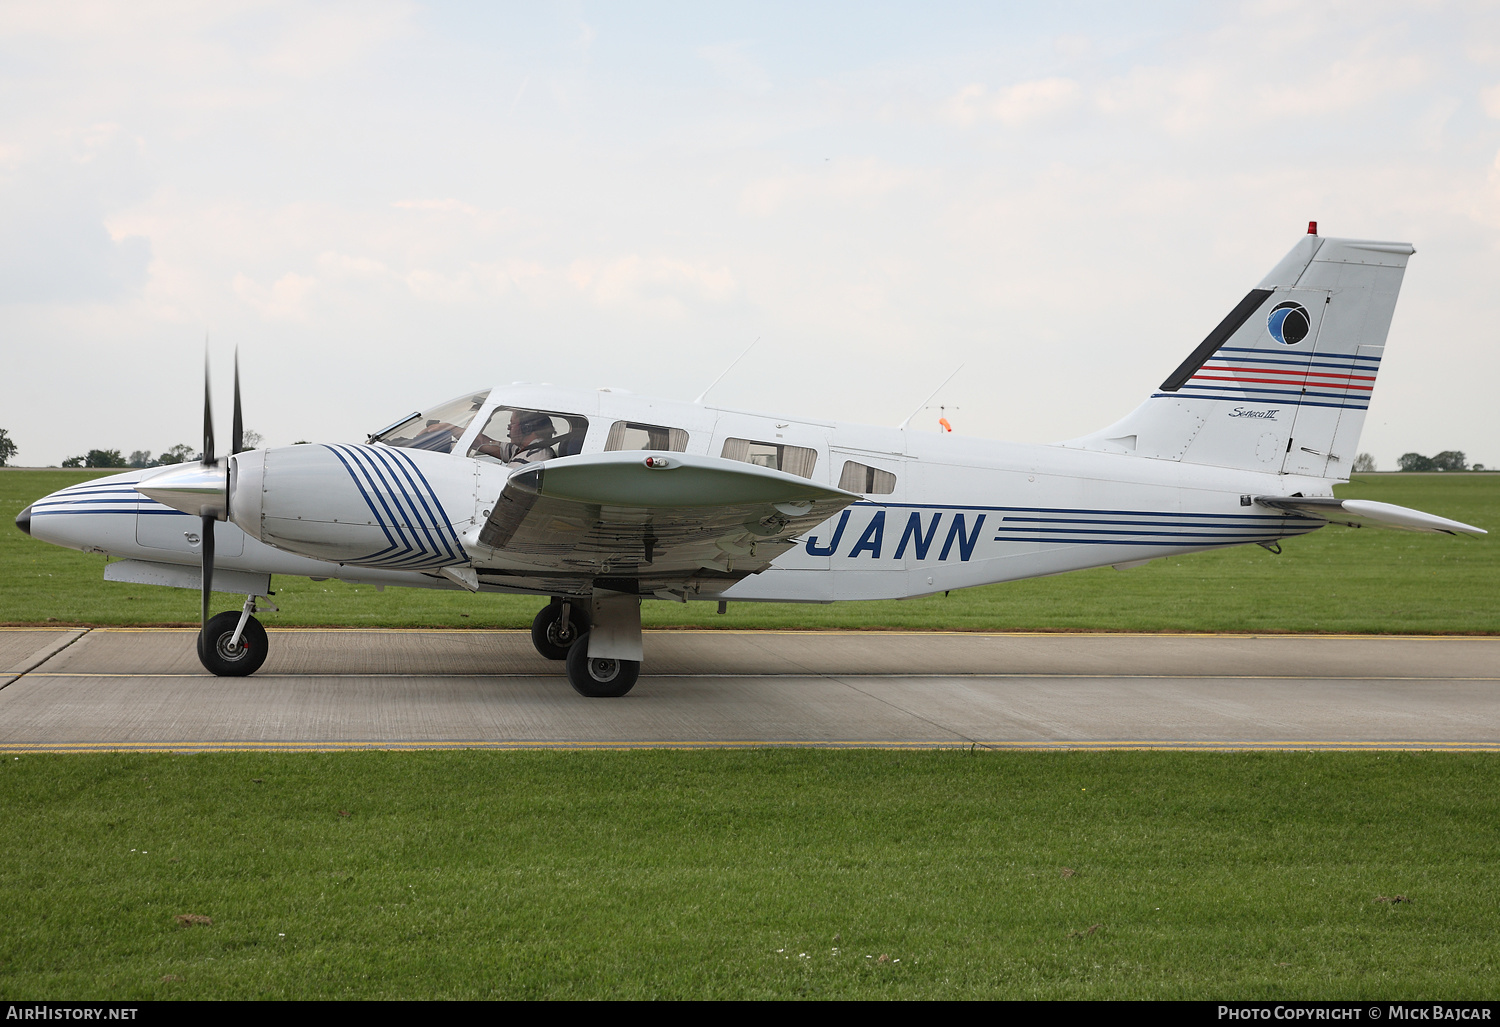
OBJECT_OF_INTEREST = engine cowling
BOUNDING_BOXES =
[230,443,475,570]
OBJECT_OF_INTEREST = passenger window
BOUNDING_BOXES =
[838,461,897,495]
[467,408,589,467]
[605,421,689,453]
[721,438,818,479]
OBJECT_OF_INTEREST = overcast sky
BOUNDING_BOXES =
[3,1,1498,469]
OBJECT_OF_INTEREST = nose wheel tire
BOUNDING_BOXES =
[565,636,639,697]
[197,611,269,677]
[531,602,591,661]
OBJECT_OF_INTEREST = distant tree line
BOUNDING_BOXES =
[1397,451,1482,472]
[56,431,263,469]
[1349,452,1487,473]
[0,428,16,468]
[61,444,196,469]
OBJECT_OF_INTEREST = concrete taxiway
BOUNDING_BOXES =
[1,627,1497,752]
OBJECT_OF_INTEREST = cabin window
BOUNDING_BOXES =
[721,438,818,479]
[371,390,491,455]
[838,461,897,495]
[467,408,589,466]
[605,421,689,453]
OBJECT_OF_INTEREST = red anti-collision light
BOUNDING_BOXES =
[645,456,670,468]
[1308,221,1318,235]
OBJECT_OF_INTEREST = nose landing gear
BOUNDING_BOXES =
[197,595,273,676]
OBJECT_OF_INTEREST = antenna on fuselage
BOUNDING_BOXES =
[693,337,760,405]
[897,364,963,430]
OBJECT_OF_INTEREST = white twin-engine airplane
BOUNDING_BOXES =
[16,226,1485,696]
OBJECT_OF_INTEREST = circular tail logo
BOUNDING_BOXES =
[1268,301,1310,345]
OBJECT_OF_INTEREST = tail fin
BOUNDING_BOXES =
[1061,228,1413,480]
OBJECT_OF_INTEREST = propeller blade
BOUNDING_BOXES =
[202,350,215,467]
[232,347,244,455]
[200,513,215,646]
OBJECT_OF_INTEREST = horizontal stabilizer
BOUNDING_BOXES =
[1254,496,1486,536]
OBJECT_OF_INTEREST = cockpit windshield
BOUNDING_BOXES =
[370,390,491,454]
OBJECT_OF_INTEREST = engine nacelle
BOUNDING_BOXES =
[230,444,475,570]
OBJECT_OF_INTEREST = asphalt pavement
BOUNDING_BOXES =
[1,627,1497,752]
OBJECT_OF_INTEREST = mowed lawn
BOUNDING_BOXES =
[1,749,1496,1000]
[4,468,1495,632]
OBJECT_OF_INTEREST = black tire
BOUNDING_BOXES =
[564,635,639,697]
[197,611,269,677]
[531,601,591,661]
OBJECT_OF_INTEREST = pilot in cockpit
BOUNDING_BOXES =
[469,410,557,467]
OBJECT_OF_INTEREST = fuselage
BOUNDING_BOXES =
[24,382,1330,603]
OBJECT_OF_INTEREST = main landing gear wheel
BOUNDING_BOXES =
[565,636,639,698]
[197,610,269,677]
[531,601,591,661]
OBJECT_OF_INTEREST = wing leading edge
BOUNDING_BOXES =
[465,451,860,589]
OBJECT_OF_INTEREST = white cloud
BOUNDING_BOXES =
[567,255,736,319]
[942,77,1083,128]
[1482,83,1500,118]
[392,198,482,215]
[233,271,317,320]
[740,158,918,217]
[697,42,772,93]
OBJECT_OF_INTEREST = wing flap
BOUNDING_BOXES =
[1254,496,1486,536]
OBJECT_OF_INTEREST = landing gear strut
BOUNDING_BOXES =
[560,590,643,698]
[197,595,272,676]
[530,599,591,661]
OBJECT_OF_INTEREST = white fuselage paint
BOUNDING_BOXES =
[26,382,1328,604]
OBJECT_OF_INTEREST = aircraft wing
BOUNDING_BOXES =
[467,451,860,586]
[1254,496,1487,536]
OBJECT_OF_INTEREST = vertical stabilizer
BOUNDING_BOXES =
[1060,229,1412,480]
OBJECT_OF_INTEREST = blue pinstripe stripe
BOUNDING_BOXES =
[363,447,463,568]
[361,445,465,565]
[851,500,1302,520]
[322,444,466,570]
[321,445,408,564]
[336,445,426,565]
[1001,516,1294,530]
[994,526,1289,539]
[33,496,142,509]
[1150,392,1368,410]
[1217,346,1382,363]
[989,536,1291,547]
[383,448,468,561]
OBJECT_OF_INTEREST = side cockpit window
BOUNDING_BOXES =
[371,391,491,455]
[838,460,897,495]
[468,408,589,467]
[605,421,689,453]
[721,438,817,479]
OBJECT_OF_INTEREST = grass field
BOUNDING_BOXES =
[3,468,1495,632]
[1,749,1496,1000]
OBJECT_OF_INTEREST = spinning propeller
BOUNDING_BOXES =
[136,347,246,653]
[198,349,247,651]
